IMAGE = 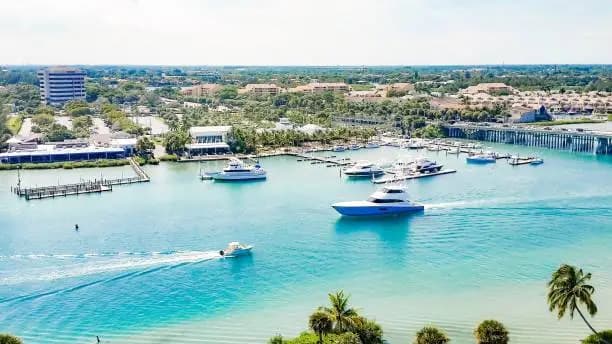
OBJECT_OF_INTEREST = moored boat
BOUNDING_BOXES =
[210,158,267,180]
[343,160,385,177]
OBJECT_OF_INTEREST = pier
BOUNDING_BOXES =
[372,169,457,184]
[12,157,150,201]
[291,153,354,167]
[443,124,612,155]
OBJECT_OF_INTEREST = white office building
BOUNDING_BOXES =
[186,126,232,156]
[38,67,86,105]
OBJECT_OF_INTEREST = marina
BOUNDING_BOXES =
[1,144,612,344]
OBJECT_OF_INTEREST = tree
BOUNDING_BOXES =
[414,326,449,344]
[335,332,361,344]
[164,130,190,154]
[320,291,359,333]
[582,330,612,344]
[474,320,509,344]
[352,317,383,344]
[0,334,23,344]
[548,264,609,344]
[309,310,334,344]
[136,136,155,156]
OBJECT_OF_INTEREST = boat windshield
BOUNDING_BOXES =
[367,197,403,203]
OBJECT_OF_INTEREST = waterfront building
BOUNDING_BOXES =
[244,84,281,96]
[180,84,221,97]
[0,146,126,164]
[110,138,138,155]
[38,67,86,105]
[185,126,232,156]
[510,105,552,123]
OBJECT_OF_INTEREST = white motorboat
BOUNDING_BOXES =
[365,141,381,149]
[210,158,267,180]
[332,145,347,152]
[343,160,385,177]
[530,158,544,165]
[348,143,362,150]
[447,147,460,154]
[219,242,253,257]
[466,152,496,163]
[331,185,424,216]
[408,158,443,173]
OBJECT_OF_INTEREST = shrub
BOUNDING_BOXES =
[582,330,612,344]
[474,320,509,344]
[0,333,23,344]
[159,154,178,162]
[415,326,449,344]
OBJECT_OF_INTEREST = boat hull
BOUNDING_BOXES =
[221,247,253,257]
[332,201,424,216]
[466,157,496,163]
[212,172,267,181]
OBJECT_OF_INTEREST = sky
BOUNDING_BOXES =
[0,0,611,66]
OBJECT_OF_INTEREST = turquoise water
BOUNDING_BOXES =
[1,145,612,344]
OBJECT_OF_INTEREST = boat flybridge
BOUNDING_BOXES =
[219,242,253,257]
[343,160,385,177]
[331,185,424,216]
[210,158,267,180]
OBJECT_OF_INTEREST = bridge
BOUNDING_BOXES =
[442,123,612,155]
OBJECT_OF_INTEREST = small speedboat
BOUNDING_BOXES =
[220,242,253,257]
[331,186,424,216]
[343,160,384,177]
[348,143,361,150]
[365,141,381,149]
[332,146,346,152]
[466,152,496,163]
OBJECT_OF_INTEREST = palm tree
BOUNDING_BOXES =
[548,264,610,344]
[320,290,360,333]
[474,320,509,344]
[414,326,449,344]
[309,310,333,344]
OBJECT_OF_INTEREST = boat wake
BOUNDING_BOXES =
[0,250,221,286]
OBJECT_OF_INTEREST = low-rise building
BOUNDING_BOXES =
[510,105,552,123]
[244,84,281,96]
[0,146,126,164]
[291,82,350,93]
[185,126,232,156]
[461,83,516,95]
[180,84,221,97]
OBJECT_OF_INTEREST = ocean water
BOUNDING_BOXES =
[1,144,612,344]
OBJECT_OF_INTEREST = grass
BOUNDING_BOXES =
[159,154,178,162]
[6,115,23,135]
[349,84,374,91]
[533,118,605,126]
[0,159,130,170]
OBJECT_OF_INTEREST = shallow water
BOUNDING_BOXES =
[1,144,611,344]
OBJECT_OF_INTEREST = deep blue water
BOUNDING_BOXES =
[1,144,611,344]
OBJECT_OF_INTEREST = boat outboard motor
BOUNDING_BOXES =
[219,250,225,256]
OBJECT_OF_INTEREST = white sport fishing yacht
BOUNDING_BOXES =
[331,186,424,216]
[210,158,267,180]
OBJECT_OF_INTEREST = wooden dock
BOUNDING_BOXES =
[372,169,457,184]
[292,153,353,167]
[12,157,150,201]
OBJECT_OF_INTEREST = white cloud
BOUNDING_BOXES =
[0,0,610,65]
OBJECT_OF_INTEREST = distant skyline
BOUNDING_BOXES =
[1,0,611,66]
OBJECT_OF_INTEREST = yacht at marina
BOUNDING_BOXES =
[343,160,385,177]
[331,185,424,216]
[466,152,496,163]
[209,158,267,180]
